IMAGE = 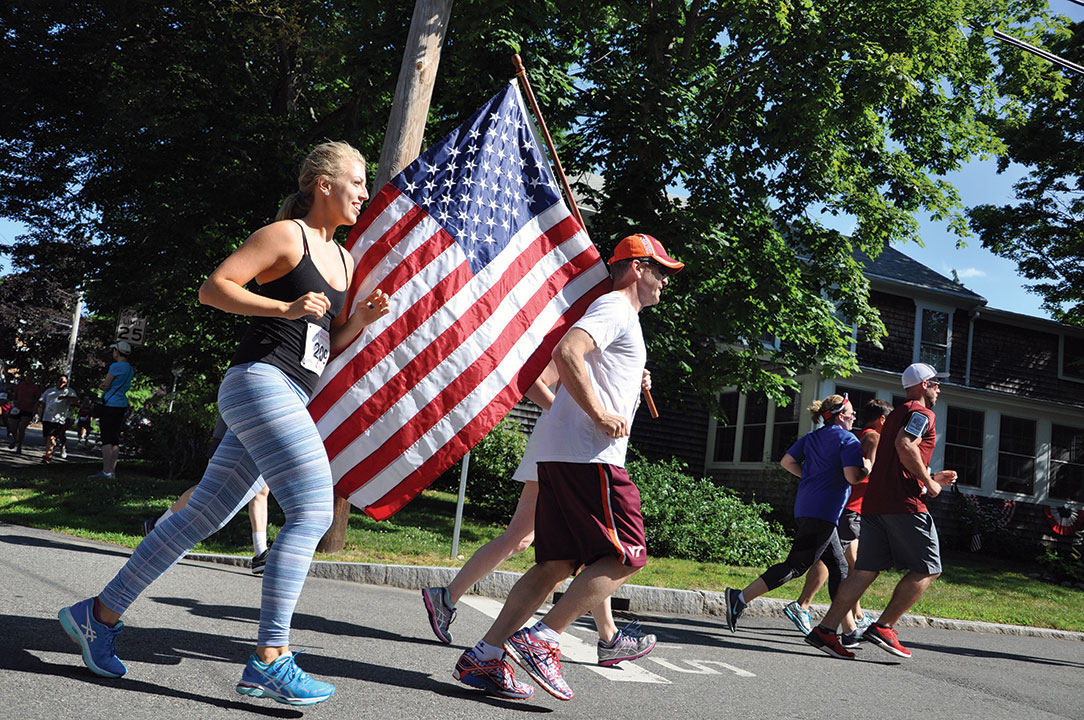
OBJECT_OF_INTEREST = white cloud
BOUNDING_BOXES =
[955,267,986,279]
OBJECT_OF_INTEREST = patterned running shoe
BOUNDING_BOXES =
[236,650,335,706]
[804,626,855,660]
[421,586,456,644]
[724,588,745,633]
[597,621,657,667]
[504,628,574,701]
[58,597,128,678]
[863,624,912,658]
[251,542,272,576]
[453,648,534,700]
[783,601,813,636]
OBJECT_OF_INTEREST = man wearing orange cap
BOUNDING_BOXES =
[453,233,683,702]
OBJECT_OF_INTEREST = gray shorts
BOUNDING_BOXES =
[855,512,942,575]
[837,509,862,545]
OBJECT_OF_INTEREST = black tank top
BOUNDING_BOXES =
[229,220,349,395]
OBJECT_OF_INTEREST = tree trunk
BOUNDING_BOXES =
[318,0,452,554]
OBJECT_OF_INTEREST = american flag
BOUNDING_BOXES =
[307,81,610,520]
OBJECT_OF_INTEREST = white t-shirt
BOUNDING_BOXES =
[532,291,646,467]
[40,387,77,424]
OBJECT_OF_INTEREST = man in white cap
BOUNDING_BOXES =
[805,362,957,660]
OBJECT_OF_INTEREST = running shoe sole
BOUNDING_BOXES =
[236,683,333,706]
[452,666,533,700]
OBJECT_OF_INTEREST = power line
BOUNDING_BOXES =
[970,21,1084,77]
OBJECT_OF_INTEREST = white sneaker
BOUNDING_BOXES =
[60,447,67,459]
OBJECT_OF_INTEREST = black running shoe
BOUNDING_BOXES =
[724,588,745,633]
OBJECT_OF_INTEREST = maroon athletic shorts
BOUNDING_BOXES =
[535,461,648,568]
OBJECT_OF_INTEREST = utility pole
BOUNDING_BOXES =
[317,0,453,554]
[64,290,83,379]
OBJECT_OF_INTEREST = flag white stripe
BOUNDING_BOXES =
[316,200,574,438]
[324,217,594,478]
[346,260,609,506]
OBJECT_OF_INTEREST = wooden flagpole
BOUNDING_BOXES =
[512,54,660,418]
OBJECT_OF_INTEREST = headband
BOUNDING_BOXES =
[821,393,849,421]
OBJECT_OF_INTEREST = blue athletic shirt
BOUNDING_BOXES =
[786,424,865,523]
[103,360,133,408]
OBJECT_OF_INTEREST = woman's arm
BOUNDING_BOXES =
[199,221,331,319]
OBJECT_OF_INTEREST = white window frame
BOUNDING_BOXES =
[1058,334,1084,385]
[913,301,954,377]
[706,386,806,468]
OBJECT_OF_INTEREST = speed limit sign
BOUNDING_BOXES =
[116,309,147,346]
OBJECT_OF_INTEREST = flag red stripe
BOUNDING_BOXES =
[310,223,456,420]
[344,184,401,253]
[321,216,584,458]
[358,276,610,518]
[333,246,605,499]
[339,203,428,329]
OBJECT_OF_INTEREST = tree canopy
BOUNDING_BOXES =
[0,1,1073,411]
[969,20,1084,326]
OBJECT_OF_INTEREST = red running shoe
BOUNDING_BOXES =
[453,648,533,700]
[863,624,912,658]
[804,626,856,660]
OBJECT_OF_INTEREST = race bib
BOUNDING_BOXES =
[300,322,331,375]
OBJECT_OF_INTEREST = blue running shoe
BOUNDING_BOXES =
[453,648,534,700]
[236,650,335,706]
[58,597,128,678]
[783,601,813,636]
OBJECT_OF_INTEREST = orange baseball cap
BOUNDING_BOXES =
[608,233,685,273]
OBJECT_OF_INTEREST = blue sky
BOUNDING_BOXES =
[3,3,1081,321]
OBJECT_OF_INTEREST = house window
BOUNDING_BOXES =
[770,391,801,461]
[836,386,876,422]
[1049,424,1084,503]
[712,392,739,463]
[740,392,768,462]
[713,389,801,464]
[1061,334,1084,383]
[997,415,1036,495]
[918,308,949,372]
[944,407,984,488]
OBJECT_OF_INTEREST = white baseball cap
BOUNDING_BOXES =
[110,340,133,355]
[901,362,938,388]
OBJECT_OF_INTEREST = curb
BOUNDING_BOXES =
[187,552,1084,643]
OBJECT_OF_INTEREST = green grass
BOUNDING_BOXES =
[3,460,1082,631]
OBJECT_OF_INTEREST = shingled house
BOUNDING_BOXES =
[619,245,1084,547]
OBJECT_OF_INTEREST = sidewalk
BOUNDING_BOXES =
[0,425,100,467]
[186,550,1084,643]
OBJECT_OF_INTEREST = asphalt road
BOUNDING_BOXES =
[2,523,1082,720]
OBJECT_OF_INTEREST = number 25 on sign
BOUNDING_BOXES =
[116,310,147,347]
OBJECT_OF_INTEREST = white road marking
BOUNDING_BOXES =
[647,658,756,678]
[459,595,672,684]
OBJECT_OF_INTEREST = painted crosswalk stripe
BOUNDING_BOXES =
[459,595,671,684]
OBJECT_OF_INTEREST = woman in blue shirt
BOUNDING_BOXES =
[722,393,871,637]
[89,340,134,479]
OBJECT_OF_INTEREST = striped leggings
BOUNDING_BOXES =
[99,362,334,647]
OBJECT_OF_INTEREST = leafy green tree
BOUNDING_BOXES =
[969,21,1084,326]
[0,1,1072,416]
